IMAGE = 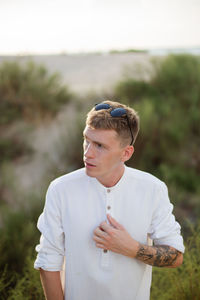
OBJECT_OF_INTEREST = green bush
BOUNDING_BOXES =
[0,135,33,163]
[0,251,43,300]
[7,251,44,300]
[151,223,200,300]
[0,60,73,165]
[115,55,200,195]
[115,80,158,103]
[0,265,16,300]
[0,196,43,274]
[0,194,44,299]
[0,61,72,125]
[152,54,200,102]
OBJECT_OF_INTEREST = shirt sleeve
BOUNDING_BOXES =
[34,182,65,271]
[148,182,185,253]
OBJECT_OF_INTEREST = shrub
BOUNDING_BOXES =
[0,134,33,163]
[8,251,44,300]
[151,223,200,300]
[0,196,43,274]
[0,192,44,299]
[0,60,72,125]
[114,55,200,194]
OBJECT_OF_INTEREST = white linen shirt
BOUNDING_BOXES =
[34,165,185,300]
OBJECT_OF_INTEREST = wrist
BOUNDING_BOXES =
[129,239,140,258]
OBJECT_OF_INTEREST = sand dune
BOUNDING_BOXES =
[0,53,152,93]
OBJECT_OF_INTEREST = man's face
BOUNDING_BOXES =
[83,125,126,182]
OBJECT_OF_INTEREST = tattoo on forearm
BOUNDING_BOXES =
[136,244,181,267]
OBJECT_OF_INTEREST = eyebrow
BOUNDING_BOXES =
[83,133,108,148]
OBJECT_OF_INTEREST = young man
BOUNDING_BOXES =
[34,100,184,300]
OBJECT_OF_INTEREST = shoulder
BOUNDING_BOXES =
[125,166,167,190]
[49,168,87,191]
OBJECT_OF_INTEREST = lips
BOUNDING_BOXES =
[84,161,96,167]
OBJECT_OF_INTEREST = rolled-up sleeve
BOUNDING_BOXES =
[148,182,185,253]
[34,182,65,271]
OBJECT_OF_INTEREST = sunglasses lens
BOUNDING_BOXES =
[93,104,134,145]
[110,108,127,117]
[95,103,111,111]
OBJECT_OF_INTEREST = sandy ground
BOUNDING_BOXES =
[0,53,152,94]
[12,104,78,194]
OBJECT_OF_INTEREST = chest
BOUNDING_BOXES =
[60,183,154,244]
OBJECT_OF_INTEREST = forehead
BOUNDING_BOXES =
[83,125,119,144]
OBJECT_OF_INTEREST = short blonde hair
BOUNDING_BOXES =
[86,100,140,146]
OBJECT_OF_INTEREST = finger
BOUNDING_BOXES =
[107,214,124,230]
[94,226,108,238]
[100,221,113,233]
[96,243,106,249]
[93,235,105,244]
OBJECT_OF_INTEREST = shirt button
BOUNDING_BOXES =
[107,189,111,193]
[103,249,108,253]
[107,205,111,210]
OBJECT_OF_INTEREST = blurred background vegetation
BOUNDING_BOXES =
[0,54,199,299]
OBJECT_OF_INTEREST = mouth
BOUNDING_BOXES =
[84,161,96,168]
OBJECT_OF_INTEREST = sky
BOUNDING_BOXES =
[0,0,200,55]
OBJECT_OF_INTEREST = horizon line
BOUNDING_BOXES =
[0,46,200,57]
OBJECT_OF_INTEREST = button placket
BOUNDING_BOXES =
[106,188,113,216]
[100,188,114,269]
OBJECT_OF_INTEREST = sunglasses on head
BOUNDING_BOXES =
[94,103,134,145]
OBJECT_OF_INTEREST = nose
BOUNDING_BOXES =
[84,142,95,159]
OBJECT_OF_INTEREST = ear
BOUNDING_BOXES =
[121,145,134,162]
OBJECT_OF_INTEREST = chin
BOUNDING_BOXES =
[85,168,97,177]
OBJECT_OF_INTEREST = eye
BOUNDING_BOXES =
[96,143,102,148]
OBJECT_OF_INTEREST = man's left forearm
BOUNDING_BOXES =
[135,244,183,268]
[93,215,183,268]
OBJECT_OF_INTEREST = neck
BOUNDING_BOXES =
[97,164,125,187]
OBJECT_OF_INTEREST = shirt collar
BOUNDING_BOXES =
[88,165,128,194]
